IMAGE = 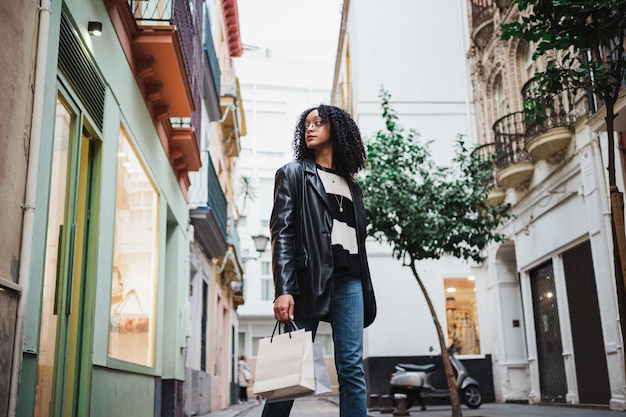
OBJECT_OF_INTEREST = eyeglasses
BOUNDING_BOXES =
[304,120,326,130]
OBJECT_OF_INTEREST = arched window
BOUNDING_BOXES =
[494,74,507,119]
[517,40,534,84]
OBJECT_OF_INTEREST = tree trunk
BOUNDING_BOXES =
[410,261,463,417]
[606,110,626,281]
[611,188,626,281]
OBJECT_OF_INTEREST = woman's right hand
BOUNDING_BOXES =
[274,294,294,322]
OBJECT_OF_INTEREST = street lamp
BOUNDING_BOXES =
[251,234,270,253]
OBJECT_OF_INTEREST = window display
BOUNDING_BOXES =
[444,277,481,355]
[108,130,159,367]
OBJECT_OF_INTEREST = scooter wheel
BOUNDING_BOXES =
[461,384,482,409]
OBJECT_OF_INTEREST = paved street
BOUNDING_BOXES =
[202,396,626,417]
[202,397,338,417]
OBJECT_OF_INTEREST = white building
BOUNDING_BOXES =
[462,0,626,409]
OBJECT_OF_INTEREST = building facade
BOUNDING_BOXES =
[186,0,247,413]
[1,1,41,416]
[5,0,246,416]
[464,0,626,409]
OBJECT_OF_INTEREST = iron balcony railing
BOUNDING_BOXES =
[521,78,575,138]
[493,111,532,170]
[474,142,498,187]
[129,0,202,148]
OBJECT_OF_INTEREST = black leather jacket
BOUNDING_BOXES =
[270,158,377,328]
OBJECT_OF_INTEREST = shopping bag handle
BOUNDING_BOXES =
[270,320,299,342]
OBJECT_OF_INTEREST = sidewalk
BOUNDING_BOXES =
[198,396,625,417]
[196,399,261,417]
[367,402,625,417]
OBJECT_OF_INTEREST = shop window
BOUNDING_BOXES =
[109,130,160,367]
[444,277,481,355]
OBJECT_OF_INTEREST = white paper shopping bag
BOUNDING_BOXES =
[253,322,315,400]
[267,341,332,402]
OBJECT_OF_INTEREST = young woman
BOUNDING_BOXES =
[237,355,252,403]
[263,105,377,417]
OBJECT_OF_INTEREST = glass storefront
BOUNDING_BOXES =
[108,130,159,367]
[35,98,72,417]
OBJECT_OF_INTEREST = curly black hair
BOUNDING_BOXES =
[293,104,367,178]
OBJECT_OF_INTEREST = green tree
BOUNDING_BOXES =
[238,175,258,215]
[501,0,626,346]
[362,89,510,417]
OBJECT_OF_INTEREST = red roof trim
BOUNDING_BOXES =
[222,0,242,57]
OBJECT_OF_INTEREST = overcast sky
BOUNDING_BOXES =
[236,0,343,64]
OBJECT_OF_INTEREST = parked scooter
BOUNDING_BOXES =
[389,344,482,410]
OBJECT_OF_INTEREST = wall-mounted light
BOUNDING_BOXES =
[88,21,103,37]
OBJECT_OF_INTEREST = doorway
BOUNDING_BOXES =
[34,94,100,417]
[530,261,567,402]
[562,241,611,405]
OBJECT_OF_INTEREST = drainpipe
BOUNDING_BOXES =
[9,1,52,415]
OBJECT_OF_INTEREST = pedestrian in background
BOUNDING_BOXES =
[238,355,252,404]
[263,104,377,417]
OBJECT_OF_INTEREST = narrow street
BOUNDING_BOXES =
[206,396,626,417]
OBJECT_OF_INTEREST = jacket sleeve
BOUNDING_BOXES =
[270,166,300,298]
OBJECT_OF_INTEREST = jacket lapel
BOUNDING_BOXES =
[302,159,331,212]
[349,180,365,238]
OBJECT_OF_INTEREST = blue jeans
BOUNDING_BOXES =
[260,274,367,417]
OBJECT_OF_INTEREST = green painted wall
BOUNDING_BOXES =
[162,211,189,381]
[16,354,38,417]
[90,367,155,417]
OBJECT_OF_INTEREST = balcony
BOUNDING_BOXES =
[189,153,228,258]
[227,212,241,256]
[220,57,246,157]
[217,245,242,303]
[522,79,574,164]
[493,112,535,189]
[106,0,202,190]
[470,1,495,49]
[202,5,222,122]
[475,142,506,206]
[495,0,514,9]
[232,280,244,308]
